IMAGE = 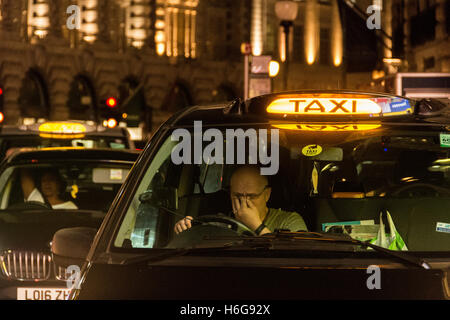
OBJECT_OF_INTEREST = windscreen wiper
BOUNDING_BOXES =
[191,231,431,269]
[262,231,431,270]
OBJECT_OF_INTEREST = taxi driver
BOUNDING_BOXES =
[174,165,307,235]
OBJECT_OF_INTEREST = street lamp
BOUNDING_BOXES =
[275,1,298,91]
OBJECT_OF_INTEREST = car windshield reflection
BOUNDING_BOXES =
[114,125,450,252]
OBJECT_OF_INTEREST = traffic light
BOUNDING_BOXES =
[100,96,120,127]
[106,97,117,108]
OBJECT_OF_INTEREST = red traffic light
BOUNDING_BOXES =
[106,97,117,108]
[0,88,3,95]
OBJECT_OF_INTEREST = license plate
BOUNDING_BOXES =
[17,288,71,300]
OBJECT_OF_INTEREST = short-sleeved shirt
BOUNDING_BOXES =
[264,208,308,232]
[27,188,78,210]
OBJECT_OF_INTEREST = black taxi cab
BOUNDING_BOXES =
[0,121,135,160]
[0,147,138,299]
[53,91,450,300]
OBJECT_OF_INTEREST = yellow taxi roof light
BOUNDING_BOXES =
[39,122,87,134]
[267,98,382,116]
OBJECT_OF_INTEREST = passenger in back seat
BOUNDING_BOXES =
[174,165,307,235]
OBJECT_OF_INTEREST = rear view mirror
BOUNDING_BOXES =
[291,146,343,161]
[312,147,343,161]
[93,167,130,184]
[139,187,178,211]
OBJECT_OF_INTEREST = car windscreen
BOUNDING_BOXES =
[0,136,128,159]
[0,162,132,214]
[113,124,450,252]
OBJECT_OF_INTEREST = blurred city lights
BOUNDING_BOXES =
[106,97,117,108]
[269,60,280,77]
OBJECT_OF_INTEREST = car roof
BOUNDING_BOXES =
[4,148,139,165]
[167,91,450,128]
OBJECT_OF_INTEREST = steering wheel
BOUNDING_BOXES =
[390,183,450,197]
[166,214,256,249]
[195,214,257,236]
[7,201,52,210]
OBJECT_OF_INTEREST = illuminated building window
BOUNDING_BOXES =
[78,0,98,43]
[27,0,50,39]
[126,0,150,49]
[158,0,198,58]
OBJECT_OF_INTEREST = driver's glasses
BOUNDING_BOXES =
[231,185,268,200]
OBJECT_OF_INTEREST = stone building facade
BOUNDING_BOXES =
[0,0,251,136]
[394,0,450,73]
[1,0,446,137]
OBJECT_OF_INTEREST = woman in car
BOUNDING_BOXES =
[20,168,78,209]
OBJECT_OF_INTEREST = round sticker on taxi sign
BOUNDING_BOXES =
[302,145,323,157]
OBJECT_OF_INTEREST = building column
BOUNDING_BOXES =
[97,0,111,43]
[402,1,414,71]
[382,0,396,74]
[0,1,25,124]
[47,0,62,38]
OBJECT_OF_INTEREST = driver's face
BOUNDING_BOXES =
[230,170,270,216]
[41,173,61,198]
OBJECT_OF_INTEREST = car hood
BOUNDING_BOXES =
[0,210,103,251]
[76,257,450,300]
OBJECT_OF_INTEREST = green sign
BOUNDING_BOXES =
[440,133,450,147]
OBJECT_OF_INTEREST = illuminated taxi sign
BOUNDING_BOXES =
[37,122,89,139]
[272,124,381,131]
[39,133,86,139]
[39,122,87,134]
[266,98,382,115]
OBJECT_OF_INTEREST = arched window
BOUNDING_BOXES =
[67,75,97,121]
[119,77,148,128]
[162,81,193,112]
[18,69,50,119]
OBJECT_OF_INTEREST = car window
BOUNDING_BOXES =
[0,163,131,213]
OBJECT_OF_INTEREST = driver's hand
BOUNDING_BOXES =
[174,216,193,234]
[232,197,262,231]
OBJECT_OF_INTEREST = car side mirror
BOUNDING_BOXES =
[51,227,97,268]
[138,187,178,211]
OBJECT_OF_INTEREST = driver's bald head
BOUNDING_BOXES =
[230,165,268,189]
